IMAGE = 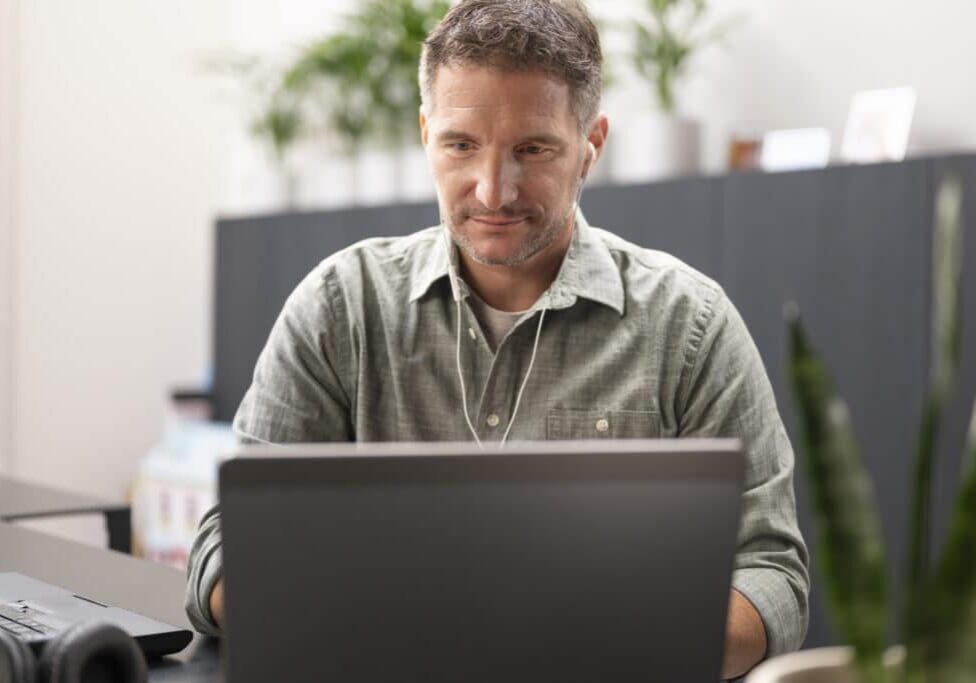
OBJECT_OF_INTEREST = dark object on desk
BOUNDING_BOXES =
[220,439,744,682]
[168,389,214,424]
[0,619,147,683]
[0,573,191,660]
[0,522,218,682]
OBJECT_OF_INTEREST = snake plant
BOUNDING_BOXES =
[786,172,974,683]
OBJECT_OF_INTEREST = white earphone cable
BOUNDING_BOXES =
[455,295,549,448]
[456,297,483,448]
[499,304,547,447]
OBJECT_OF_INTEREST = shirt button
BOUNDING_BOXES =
[468,327,477,340]
[486,414,501,428]
[595,418,610,433]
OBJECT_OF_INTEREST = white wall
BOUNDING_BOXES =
[219,0,361,214]
[598,0,976,170]
[0,0,18,475]
[11,1,232,498]
[224,0,976,212]
[4,0,975,512]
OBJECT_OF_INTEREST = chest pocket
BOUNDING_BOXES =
[546,409,661,440]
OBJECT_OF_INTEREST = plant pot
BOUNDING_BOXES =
[746,646,905,683]
[353,148,399,206]
[243,163,296,213]
[232,145,299,214]
[610,113,701,184]
[397,143,437,203]
[293,145,356,210]
[329,155,357,208]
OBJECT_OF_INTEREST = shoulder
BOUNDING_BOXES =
[589,225,727,316]
[588,226,755,385]
[295,225,442,300]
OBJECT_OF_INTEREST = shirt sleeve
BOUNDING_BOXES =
[184,265,355,634]
[676,289,811,659]
[232,264,355,444]
[184,504,224,635]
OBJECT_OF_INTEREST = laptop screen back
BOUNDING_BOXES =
[219,440,743,683]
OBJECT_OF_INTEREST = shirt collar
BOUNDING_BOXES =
[408,210,625,316]
[408,227,463,303]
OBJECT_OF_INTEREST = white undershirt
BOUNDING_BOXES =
[466,290,532,352]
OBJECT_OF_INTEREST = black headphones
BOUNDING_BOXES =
[0,621,147,683]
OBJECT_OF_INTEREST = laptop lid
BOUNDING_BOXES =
[219,439,744,682]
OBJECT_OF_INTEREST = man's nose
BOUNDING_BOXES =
[474,154,519,211]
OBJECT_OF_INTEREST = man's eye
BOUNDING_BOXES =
[450,142,472,152]
[520,145,545,155]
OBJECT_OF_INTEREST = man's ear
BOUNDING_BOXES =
[419,109,429,147]
[586,113,609,165]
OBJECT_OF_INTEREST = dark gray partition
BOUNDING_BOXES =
[213,154,976,649]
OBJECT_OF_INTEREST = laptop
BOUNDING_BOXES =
[0,572,193,659]
[220,439,744,682]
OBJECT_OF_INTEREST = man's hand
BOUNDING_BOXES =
[722,589,767,680]
[209,577,225,628]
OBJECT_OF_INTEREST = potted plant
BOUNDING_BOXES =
[282,0,449,204]
[281,30,383,205]
[612,0,730,183]
[748,174,975,683]
[203,52,307,211]
[249,91,303,208]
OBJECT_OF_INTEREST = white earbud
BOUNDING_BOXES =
[581,142,597,179]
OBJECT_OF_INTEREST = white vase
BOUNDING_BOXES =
[746,646,905,683]
[353,148,399,206]
[319,154,358,209]
[268,168,298,212]
[292,147,357,210]
[232,157,298,215]
[610,112,701,184]
[397,143,437,203]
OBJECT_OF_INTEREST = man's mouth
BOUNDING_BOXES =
[469,216,528,227]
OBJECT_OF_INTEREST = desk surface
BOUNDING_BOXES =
[0,521,220,682]
[0,476,128,520]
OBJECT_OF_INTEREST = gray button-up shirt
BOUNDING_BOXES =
[185,212,810,656]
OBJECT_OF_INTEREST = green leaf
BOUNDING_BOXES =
[786,304,889,683]
[631,0,719,111]
[917,401,976,681]
[249,84,306,162]
[904,173,965,676]
[650,0,673,17]
[657,68,675,113]
[270,0,449,149]
[930,175,965,418]
[907,174,972,682]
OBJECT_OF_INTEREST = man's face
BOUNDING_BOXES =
[420,65,593,267]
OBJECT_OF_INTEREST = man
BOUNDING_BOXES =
[186,0,809,678]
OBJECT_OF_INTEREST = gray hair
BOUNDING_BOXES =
[419,0,603,131]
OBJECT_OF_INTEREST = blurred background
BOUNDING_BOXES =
[1,0,975,651]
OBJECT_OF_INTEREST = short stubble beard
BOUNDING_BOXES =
[443,182,582,268]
